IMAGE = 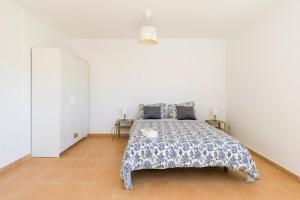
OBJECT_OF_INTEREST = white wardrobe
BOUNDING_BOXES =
[32,48,89,157]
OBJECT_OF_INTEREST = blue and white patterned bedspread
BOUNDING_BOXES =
[120,119,259,190]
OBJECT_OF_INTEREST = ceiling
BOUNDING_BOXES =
[13,0,275,38]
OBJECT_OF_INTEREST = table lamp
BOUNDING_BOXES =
[210,108,219,120]
[122,107,127,120]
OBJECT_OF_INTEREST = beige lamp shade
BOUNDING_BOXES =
[138,26,158,45]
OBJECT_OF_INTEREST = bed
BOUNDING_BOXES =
[120,119,259,190]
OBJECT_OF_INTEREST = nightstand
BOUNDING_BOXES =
[114,119,134,137]
[205,119,226,132]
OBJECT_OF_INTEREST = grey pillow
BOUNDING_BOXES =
[137,103,167,119]
[143,106,161,119]
[176,106,196,120]
[168,101,195,119]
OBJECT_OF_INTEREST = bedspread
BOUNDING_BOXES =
[120,119,259,190]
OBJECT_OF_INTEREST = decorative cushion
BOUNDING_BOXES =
[168,101,196,119]
[176,106,196,120]
[137,103,167,119]
[143,106,161,119]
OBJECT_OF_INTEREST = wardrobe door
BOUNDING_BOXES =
[32,48,61,157]
[60,51,74,151]
[83,62,89,138]
[72,56,83,143]
[78,60,89,138]
[60,51,88,148]
[60,51,82,149]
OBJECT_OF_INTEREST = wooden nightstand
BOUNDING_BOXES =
[205,119,226,132]
[114,119,134,137]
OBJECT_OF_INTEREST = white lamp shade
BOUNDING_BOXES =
[210,109,219,116]
[122,108,127,115]
[138,26,158,45]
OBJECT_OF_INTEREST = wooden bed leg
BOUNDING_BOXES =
[224,167,228,172]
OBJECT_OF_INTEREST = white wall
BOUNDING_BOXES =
[227,0,300,176]
[0,0,25,168]
[71,39,226,133]
[0,0,75,168]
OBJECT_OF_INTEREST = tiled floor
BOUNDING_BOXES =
[0,136,299,200]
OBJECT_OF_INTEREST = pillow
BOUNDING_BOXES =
[137,103,167,119]
[143,106,161,119]
[176,106,196,120]
[168,101,196,119]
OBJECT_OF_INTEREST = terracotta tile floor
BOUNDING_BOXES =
[0,137,299,200]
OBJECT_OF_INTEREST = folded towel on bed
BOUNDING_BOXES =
[140,128,158,138]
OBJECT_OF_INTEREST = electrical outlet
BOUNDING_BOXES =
[227,125,232,130]
[74,133,79,138]
[226,125,232,134]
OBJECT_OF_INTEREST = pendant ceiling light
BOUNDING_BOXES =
[138,9,158,45]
